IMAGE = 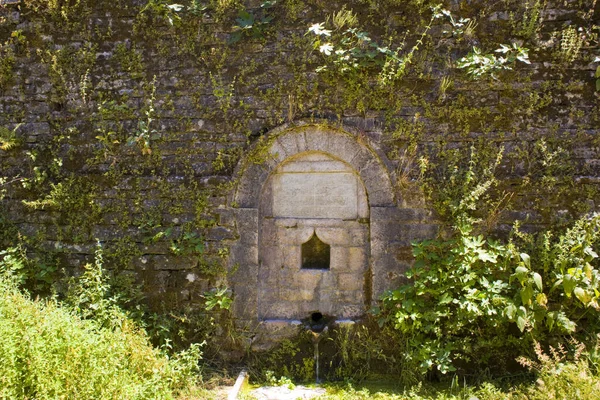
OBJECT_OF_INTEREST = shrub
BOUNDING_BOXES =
[379,140,600,377]
[0,253,202,399]
[378,225,520,375]
[379,212,600,376]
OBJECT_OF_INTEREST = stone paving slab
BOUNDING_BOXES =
[251,385,326,400]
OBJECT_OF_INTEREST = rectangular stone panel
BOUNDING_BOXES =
[280,160,351,173]
[272,172,358,219]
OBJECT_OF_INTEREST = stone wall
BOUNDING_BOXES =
[0,0,598,347]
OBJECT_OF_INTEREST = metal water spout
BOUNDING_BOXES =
[306,312,329,384]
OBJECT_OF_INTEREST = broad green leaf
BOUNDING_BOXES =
[574,287,591,305]
[438,293,452,305]
[536,293,547,306]
[584,263,593,280]
[520,253,530,268]
[319,43,334,55]
[478,250,497,263]
[516,315,526,332]
[550,279,563,294]
[236,10,254,28]
[556,312,576,332]
[514,266,529,284]
[521,285,533,305]
[546,313,555,331]
[167,4,184,11]
[515,266,528,275]
[584,246,598,260]
[505,304,516,319]
[533,272,543,291]
[308,23,332,37]
[563,274,576,296]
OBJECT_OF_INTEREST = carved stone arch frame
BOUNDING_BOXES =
[228,122,400,328]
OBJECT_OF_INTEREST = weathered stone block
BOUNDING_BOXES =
[316,226,367,247]
[276,226,313,245]
[133,255,198,271]
[232,285,258,321]
[305,130,331,153]
[207,226,235,241]
[234,208,259,245]
[348,247,368,272]
[327,134,361,162]
[337,273,363,292]
[276,134,300,156]
[235,165,269,207]
[251,320,302,351]
[267,138,289,163]
[229,261,258,286]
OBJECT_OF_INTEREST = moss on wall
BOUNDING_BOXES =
[0,0,598,319]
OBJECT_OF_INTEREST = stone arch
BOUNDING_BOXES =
[228,123,399,330]
[233,124,396,209]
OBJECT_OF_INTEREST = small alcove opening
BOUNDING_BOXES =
[301,232,330,270]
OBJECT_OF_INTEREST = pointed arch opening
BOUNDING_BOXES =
[301,232,330,270]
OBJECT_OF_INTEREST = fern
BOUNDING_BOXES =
[0,124,22,151]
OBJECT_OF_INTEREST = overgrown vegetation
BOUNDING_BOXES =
[1,0,599,393]
[377,143,600,379]
[0,246,203,399]
[312,341,600,399]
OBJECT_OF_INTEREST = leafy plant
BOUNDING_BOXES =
[170,231,204,256]
[511,213,600,335]
[380,139,600,376]
[378,227,516,375]
[203,286,232,311]
[509,0,546,39]
[127,76,160,155]
[229,1,277,43]
[554,25,585,64]
[379,208,600,376]
[0,31,20,91]
[0,124,22,151]
[0,261,202,399]
[0,244,57,295]
[517,340,600,400]
[457,43,530,80]
[264,370,296,389]
[37,43,97,108]
[329,321,406,383]
[250,339,314,383]
[66,243,127,328]
[307,5,447,84]
[439,8,476,39]
[421,144,506,231]
[139,0,185,26]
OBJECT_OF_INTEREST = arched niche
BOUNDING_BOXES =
[228,124,399,329]
[258,151,370,320]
